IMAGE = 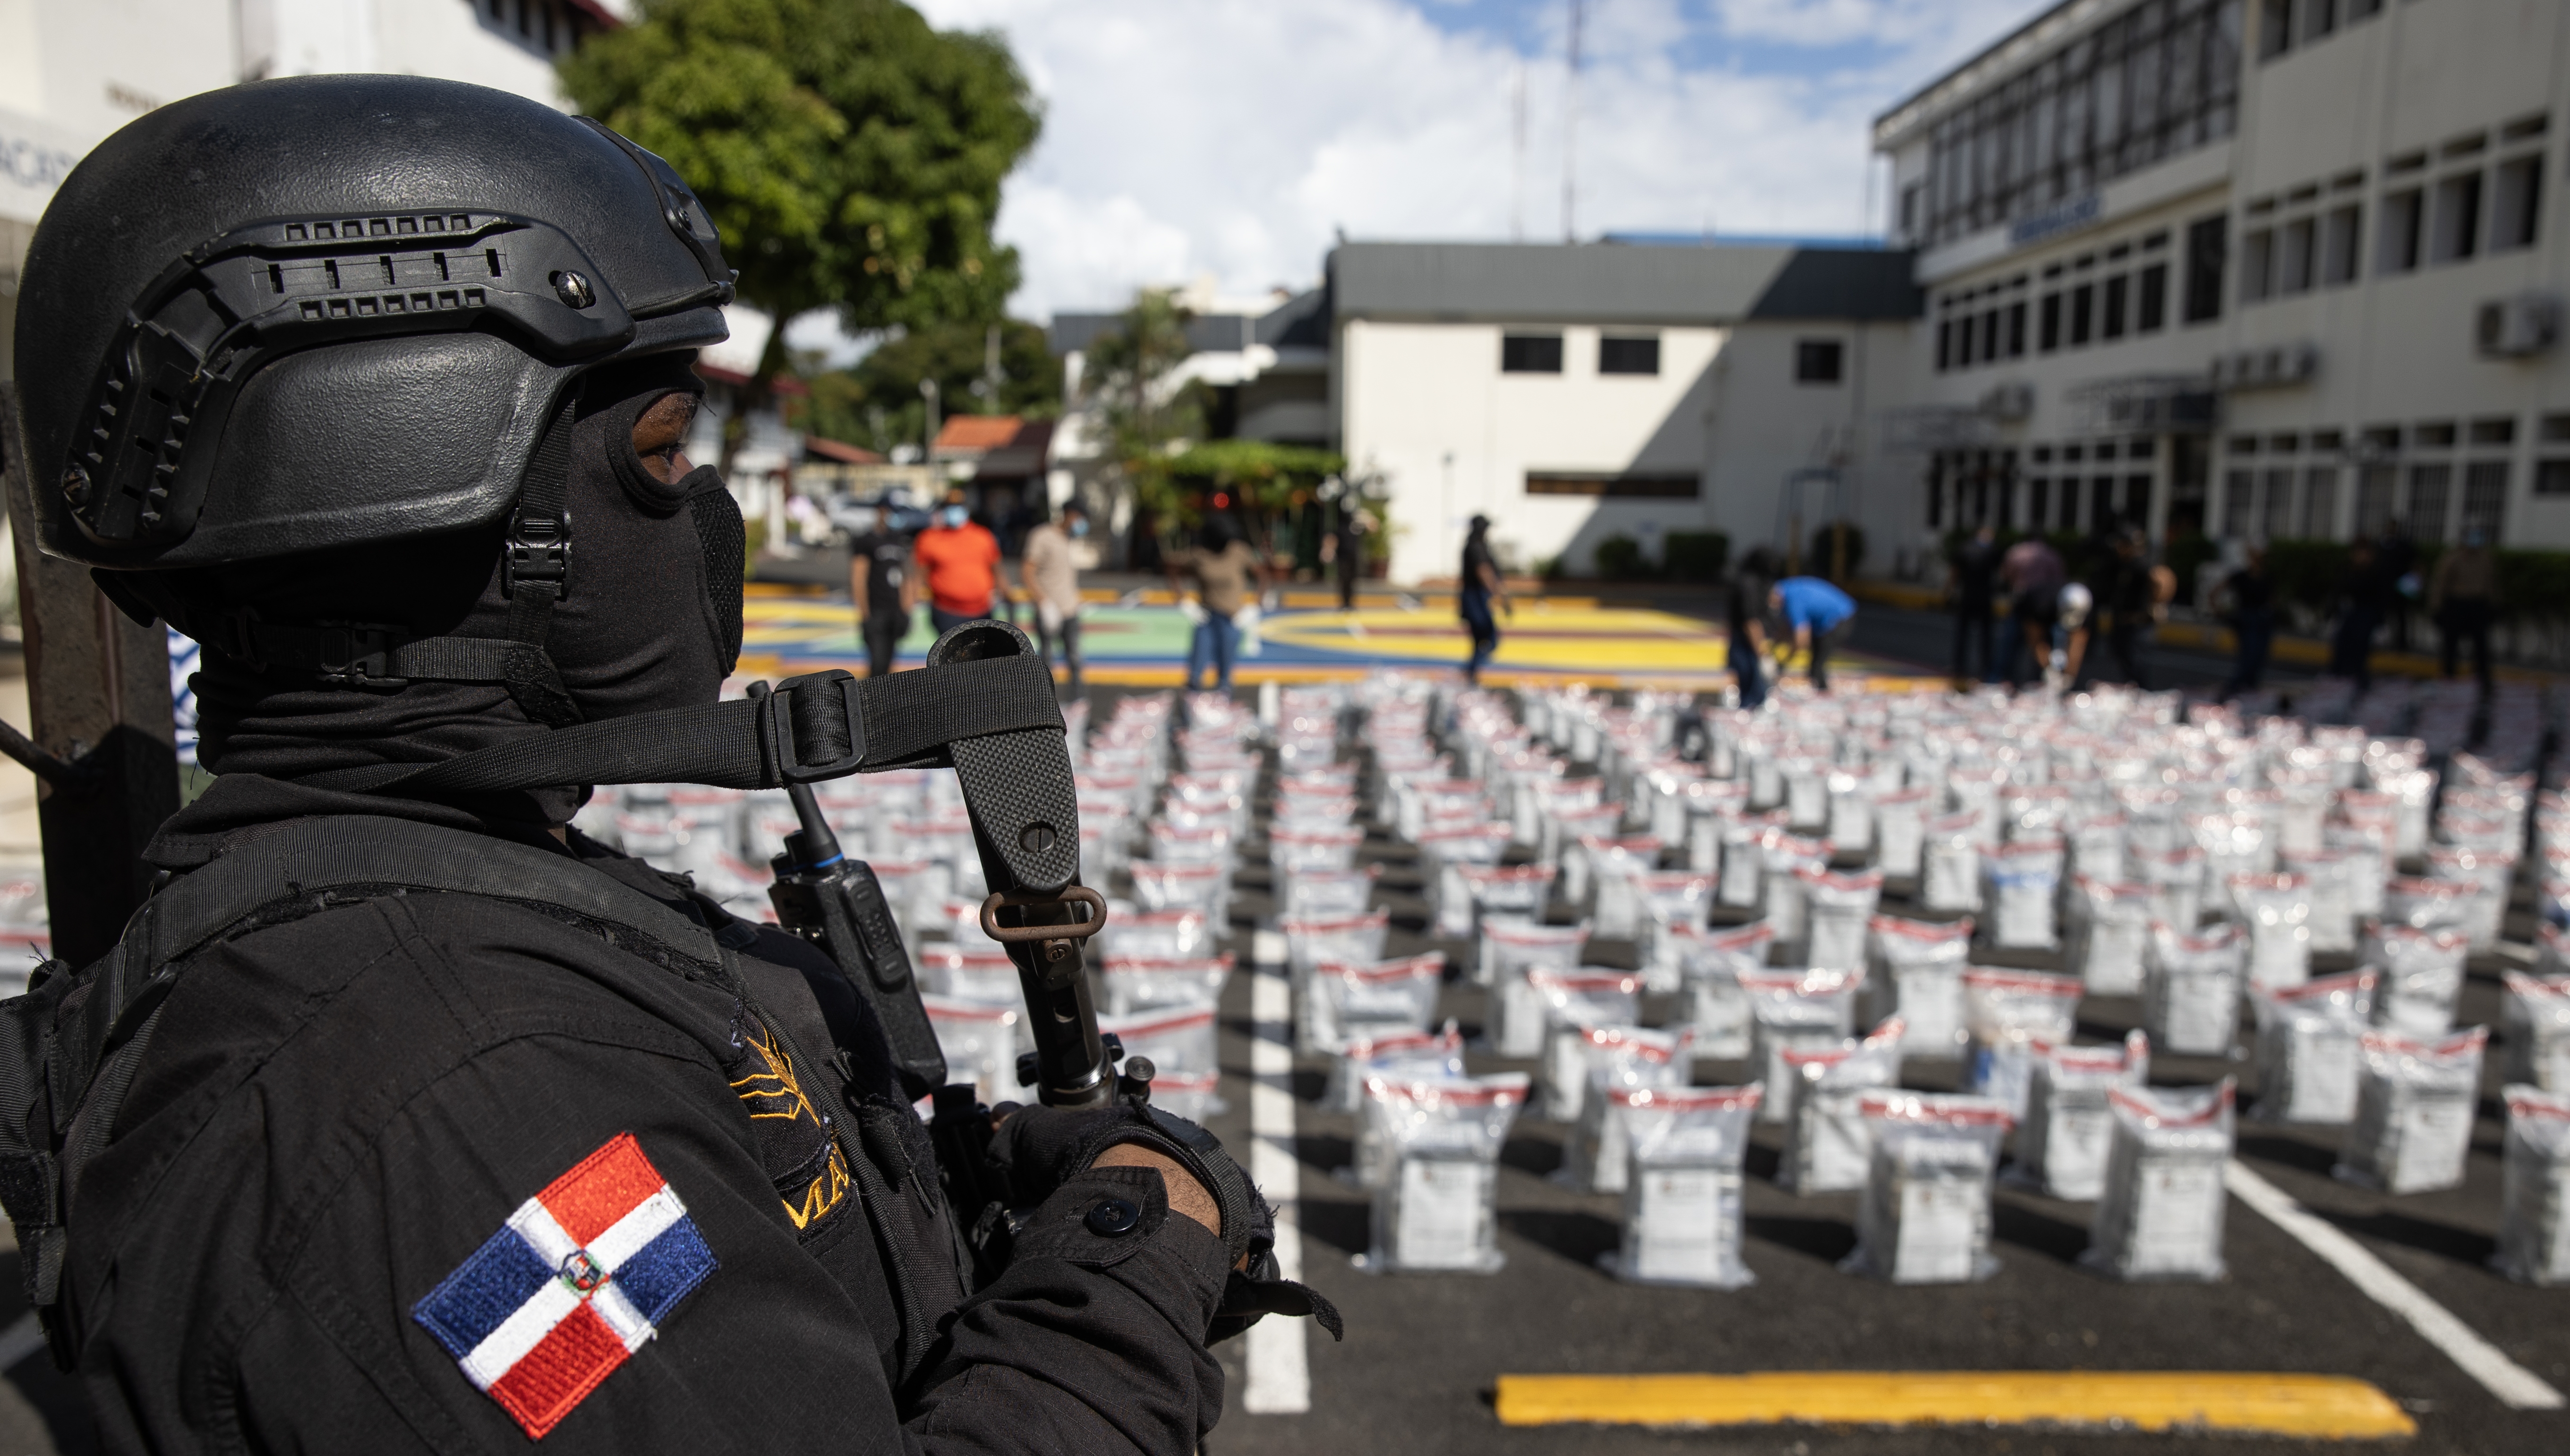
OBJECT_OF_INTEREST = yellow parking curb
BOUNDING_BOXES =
[1492,1372,2417,1439]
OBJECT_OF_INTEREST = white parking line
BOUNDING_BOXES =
[2225,1161,2565,1410]
[1242,959,1309,1414]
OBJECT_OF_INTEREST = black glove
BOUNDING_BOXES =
[989,1100,1341,1344]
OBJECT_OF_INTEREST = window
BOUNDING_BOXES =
[2298,0,2338,45]
[2102,275,2129,339]
[2240,228,2275,302]
[2006,301,2028,358]
[2137,264,2169,331]
[2348,0,2382,18]
[2184,215,2227,322]
[1957,317,1978,367]
[2470,417,2516,447]
[2263,466,2296,540]
[2430,172,2483,263]
[2408,462,2453,543]
[2357,464,2398,534]
[2090,477,2116,528]
[1937,319,1954,371]
[2303,467,2339,539]
[2493,155,2543,252]
[2070,284,2095,345]
[1598,335,1660,375]
[2377,189,2424,273]
[2029,478,2050,527]
[2039,294,2063,351]
[2538,460,2570,495]
[2258,0,2292,60]
[2461,460,2509,541]
[2544,412,2570,444]
[2223,469,2256,537]
[1524,472,1698,498]
[1980,310,2001,362]
[2063,479,2084,528]
[1795,339,1845,384]
[2321,205,2362,284]
[1912,0,2241,248]
[2279,216,2317,294]
[1500,333,1563,373]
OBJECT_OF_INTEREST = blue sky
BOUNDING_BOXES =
[895,0,2053,320]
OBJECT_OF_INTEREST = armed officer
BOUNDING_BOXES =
[0,77,1321,1453]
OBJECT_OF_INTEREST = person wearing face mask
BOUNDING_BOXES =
[0,77,1293,1456]
[1020,500,1089,699]
[846,502,919,678]
[914,487,1005,633]
[2429,524,2501,690]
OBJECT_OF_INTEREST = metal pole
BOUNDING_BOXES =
[1,384,178,966]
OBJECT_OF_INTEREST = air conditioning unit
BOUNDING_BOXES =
[1978,383,2034,421]
[2476,293,2561,358]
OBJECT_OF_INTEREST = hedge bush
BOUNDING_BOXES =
[1593,534,1651,580]
[1664,530,1729,582]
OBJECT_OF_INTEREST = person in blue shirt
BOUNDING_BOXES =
[1767,575,1858,692]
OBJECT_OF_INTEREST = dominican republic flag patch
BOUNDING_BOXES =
[412,1133,717,1439]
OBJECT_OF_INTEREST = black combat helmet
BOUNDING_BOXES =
[11,74,733,571]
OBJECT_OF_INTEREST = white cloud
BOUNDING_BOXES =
[915,0,2048,320]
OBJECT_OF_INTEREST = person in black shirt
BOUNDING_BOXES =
[1459,515,1507,684]
[2220,545,2276,700]
[1726,547,1775,708]
[1326,500,1368,610]
[2075,527,2157,690]
[2331,536,2394,688]
[848,508,914,679]
[1947,525,2001,684]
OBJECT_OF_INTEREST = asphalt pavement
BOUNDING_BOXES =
[1194,697,2566,1456]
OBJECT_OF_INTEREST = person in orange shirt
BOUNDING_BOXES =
[910,488,1002,633]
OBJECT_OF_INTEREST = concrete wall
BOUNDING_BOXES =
[1338,318,1724,582]
[1703,319,1917,576]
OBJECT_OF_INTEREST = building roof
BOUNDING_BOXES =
[804,436,885,465]
[933,415,1025,452]
[929,416,1054,477]
[1327,241,1921,326]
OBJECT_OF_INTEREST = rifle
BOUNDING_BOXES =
[758,630,1141,1282]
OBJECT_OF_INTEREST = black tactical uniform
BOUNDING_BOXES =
[3,75,1287,1455]
[79,782,1228,1451]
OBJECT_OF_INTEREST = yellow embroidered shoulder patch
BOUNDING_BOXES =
[729,1020,852,1230]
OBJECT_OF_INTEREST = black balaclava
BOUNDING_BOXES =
[123,355,743,827]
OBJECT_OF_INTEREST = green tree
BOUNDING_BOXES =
[790,318,1059,453]
[1081,289,1205,541]
[1165,439,1345,557]
[559,0,1040,464]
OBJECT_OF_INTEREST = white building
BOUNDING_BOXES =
[1325,241,1920,583]
[1877,0,2570,557]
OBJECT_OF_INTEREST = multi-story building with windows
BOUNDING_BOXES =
[1878,0,2570,558]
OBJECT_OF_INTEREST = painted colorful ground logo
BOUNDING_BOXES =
[741,589,1917,689]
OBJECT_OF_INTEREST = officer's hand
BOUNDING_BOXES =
[990,1102,1237,1243]
[1090,1142,1221,1237]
